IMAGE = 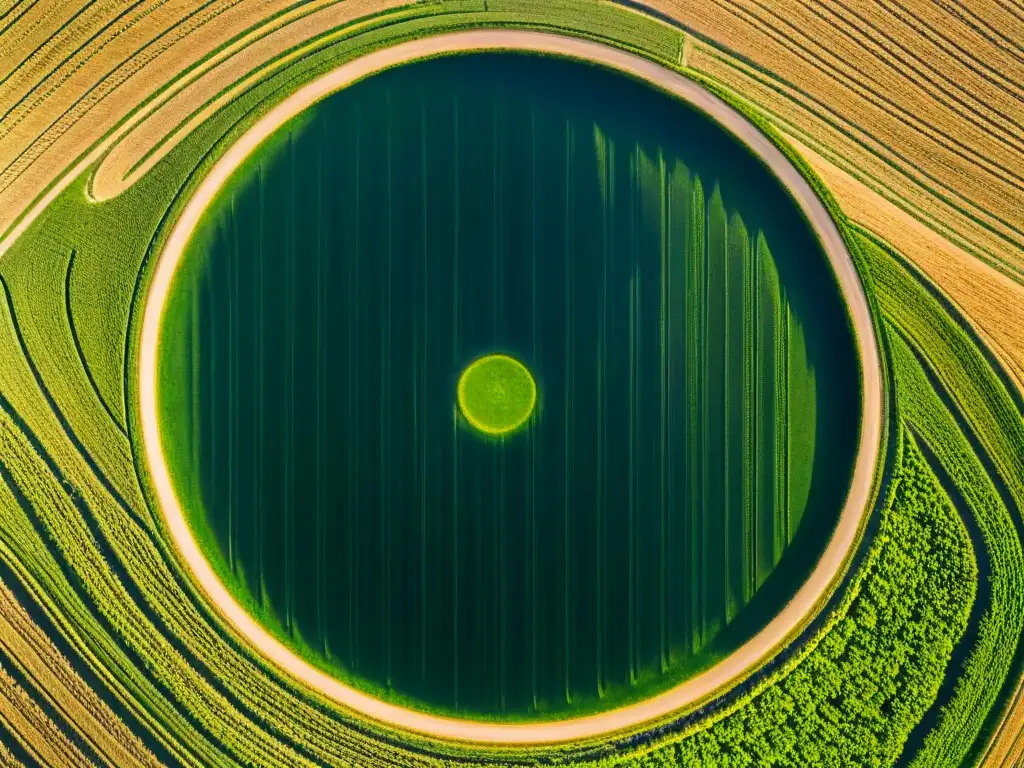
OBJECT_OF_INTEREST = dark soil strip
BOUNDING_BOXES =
[0,706,39,767]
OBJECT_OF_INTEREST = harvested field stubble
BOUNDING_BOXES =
[790,135,1024,393]
[89,0,414,201]
[0,0,419,235]
[0,580,160,768]
[0,664,92,768]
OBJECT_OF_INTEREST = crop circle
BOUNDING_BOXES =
[140,31,881,742]
[457,354,536,436]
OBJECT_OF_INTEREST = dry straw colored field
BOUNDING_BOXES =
[0,0,1022,765]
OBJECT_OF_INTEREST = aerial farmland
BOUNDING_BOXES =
[0,2,1021,766]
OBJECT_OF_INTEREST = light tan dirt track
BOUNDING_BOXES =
[138,29,883,745]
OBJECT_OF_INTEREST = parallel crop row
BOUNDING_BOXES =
[0,578,159,767]
[642,0,1024,257]
[0,662,90,767]
[862,233,1024,767]
[0,258,452,765]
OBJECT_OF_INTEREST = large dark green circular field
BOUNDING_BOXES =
[156,52,860,718]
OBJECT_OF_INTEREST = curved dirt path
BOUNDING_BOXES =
[139,29,883,745]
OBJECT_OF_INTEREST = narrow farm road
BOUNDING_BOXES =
[139,29,883,745]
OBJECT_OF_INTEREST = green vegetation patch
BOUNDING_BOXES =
[157,52,860,719]
[458,354,537,436]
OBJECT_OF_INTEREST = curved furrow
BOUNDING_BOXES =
[0,4,1020,767]
[0,0,103,90]
[0,406,237,768]
[0,659,95,767]
[64,249,126,437]
[862,234,1024,766]
[89,0,417,201]
[0,0,240,183]
[0,275,397,766]
[0,0,167,140]
[0,273,148,527]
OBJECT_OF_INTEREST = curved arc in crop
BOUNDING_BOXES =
[86,0,421,203]
[0,264,340,764]
[0,2,429,259]
[138,29,883,744]
[64,249,128,438]
[865,239,1024,765]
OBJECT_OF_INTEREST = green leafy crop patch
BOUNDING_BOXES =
[458,354,537,436]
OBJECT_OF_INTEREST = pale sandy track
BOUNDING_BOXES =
[138,29,883,745]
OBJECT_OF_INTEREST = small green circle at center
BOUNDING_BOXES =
[457,354,537,436]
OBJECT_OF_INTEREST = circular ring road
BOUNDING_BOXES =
[138,28,883,745]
